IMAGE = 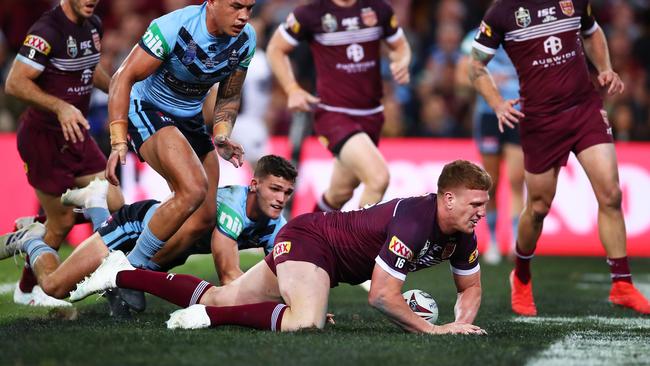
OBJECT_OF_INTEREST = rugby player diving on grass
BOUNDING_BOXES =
[70,160,490,335]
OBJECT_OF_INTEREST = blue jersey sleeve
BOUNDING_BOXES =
[264,216,287,255]
[139,11,181,60]
[238,24,256,69]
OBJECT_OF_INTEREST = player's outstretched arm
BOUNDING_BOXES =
[213,68,247,168]
[105,45,162,185]
[5,60,90,144]
[582,26,624,95]
[266,30,319,112]
[452,271,482,324]
[469,48,523,132]
[210,228,244,285]
[385,34,411,85]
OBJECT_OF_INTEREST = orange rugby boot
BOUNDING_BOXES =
[609,281,650,315]
[510,269,537,316]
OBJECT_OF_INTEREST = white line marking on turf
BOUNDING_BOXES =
[0,282,16,295]
[526,331,650,366]
[514,316,650,329]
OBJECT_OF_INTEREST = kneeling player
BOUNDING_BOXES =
[0,155,296,304]
[71,160,490,335]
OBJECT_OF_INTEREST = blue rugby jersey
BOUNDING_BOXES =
[131,3,256,117]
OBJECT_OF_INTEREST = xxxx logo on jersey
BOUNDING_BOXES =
[388,236,413,260]
[24,35,51,55]
[273,241,292,259]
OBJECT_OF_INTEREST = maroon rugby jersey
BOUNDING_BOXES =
[292,194,479,285]
[16,5,102,131]
[473,0,599,117]
[279,0,401,112]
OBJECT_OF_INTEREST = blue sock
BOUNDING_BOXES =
[145,260,161,271]
[127,226,164,268]
[486,211,497,244]
[84,207,110,231]
[24,238,58,267]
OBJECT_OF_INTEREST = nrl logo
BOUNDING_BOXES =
[515,7,531,28]
[559,0,575,16]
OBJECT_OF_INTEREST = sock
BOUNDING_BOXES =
[84,207,110,231]
[145,260,161,271]
[511,216,520,252]
[116,269,213,308]
[486,211,497,244]
[18,257,38,293]
[24,238,58,267]
[514,243,534,284]
[313,194,337,213]
[205,302,287,331]
[607,256,632,283]
[127,226,164,268]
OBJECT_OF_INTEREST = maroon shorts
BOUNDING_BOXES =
[264,214,339,288]
[16,119,107,195]
[313,109,384,155]
[520,96,613,174]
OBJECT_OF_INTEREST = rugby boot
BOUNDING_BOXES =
[510,269,537,316]
[61,177,108,209]
[118,288,146,313]
[609,281,650,314]
[167,304,210,329]
[70,250,134,301]
[13,283,72,307]
[0,223,46,260]
[103,288,132,319]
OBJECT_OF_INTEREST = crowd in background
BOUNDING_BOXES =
[1,0,649,146]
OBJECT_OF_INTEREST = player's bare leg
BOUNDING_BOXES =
[577,143,650,314]
[126,127,209,268]
[275,261,330,331]
[35,190,76,251]
[337,133,390,208]
[504,143,525,259]
[480,152,502,265]
[149,150,220,269]
[322,158,361,210]
[511,167,559,316]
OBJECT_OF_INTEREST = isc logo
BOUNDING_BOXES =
[538,7,556,17]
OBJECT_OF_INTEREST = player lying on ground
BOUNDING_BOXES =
[71,160,490,335]
[0,155,296,304]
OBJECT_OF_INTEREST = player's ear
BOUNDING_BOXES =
[250,178,259,192]
[444,191,455,210]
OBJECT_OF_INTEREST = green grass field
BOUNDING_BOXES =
[1,248,649,366]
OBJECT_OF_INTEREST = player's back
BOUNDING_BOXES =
[132,3,256,118]
[17,5,102,129]
[473,0,598,116]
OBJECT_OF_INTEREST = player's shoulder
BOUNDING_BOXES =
[240,23,256,41]
[392,194,437,225]
[28,7,60,33]
[88,14,102,29]
[218,185,248,204]
[154,4,202,28]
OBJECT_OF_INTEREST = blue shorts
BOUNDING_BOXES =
[473,113,520,155]
[127,99,215,161]
[97,199,211,271]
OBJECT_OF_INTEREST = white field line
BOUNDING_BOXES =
[513,316,650,329]
[0,282,15,295]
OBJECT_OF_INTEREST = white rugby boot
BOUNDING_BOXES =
[0,223,46,260]
[14,216,37,230]
[167,304,211,330]
[69,250,134,302]
[14,283,72,307]
[61,177,109,209]
[483,242,502,265]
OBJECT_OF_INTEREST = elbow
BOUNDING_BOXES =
[367,290,386,310]
[4,76,18,96]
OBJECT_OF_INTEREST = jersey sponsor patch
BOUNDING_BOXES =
[142,22,170,58]
[479,21,492,38]
[217,204,244,238]
[273,241,291,259]
[559,0,575,16]
[389,236,413,260]
[285,12,300,34]
[468,249,479,264]
[23,35,51,55]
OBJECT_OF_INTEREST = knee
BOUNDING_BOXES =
[363,168,390,194]
[40,279,66,299]
[46,215,75,244]
[598,185,622,210]
[528,199,551,223]
[177,178,208,212]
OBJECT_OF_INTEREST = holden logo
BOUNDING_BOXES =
[543,36,562,55]
[346,43,364,63]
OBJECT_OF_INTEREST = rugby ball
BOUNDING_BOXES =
[402,289,438,324]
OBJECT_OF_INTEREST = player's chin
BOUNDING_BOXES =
[230,25,245,36]
[265,206,283,219]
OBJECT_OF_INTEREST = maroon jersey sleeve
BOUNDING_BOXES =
[375,199,431,281]
[580,1,598,36]
[16,18,54,72]
[373,0,400,43]
[472,2,506,55]
[278,5,312,46]
[448,234,480,276]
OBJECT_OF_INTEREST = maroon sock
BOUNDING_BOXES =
[205,302,287,331]
[18,258,38,293]
[116,269,213,307]
[313,194,338,213]
[607,257,632,283]
[514,244,534,284]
